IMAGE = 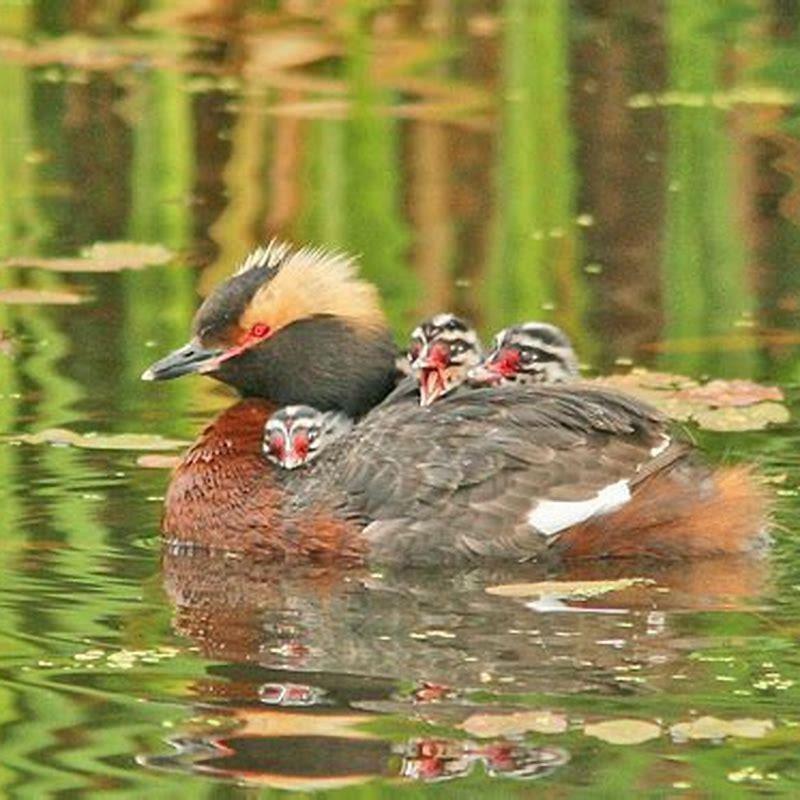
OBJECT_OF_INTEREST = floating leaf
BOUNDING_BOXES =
[593,369,790,431]
[674,379,784,408]
[136,454,183,469]
[10,428,189,452]
[486,578,652,599]
[459,710,568,738]
[245,30,340,72]
[628,87,796,110]
[691,403,790,432]
[0,33,193,71]
[0,288,85,305]
[670,716,774,742]
[614,370,697,391]
[584,719,661,745]
[2,242,174,273]
[0,330,16,358]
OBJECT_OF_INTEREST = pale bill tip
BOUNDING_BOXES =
[140,367,156,381]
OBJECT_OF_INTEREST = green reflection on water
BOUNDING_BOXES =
[488,0,585,349]
[663,0,756,378]
[0,0,798,797]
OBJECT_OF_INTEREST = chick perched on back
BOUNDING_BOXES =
[406,313,483,406]
[468,322,579,386]
[263,405,352,470]
[403,316,579,405]
[263,320,579,470]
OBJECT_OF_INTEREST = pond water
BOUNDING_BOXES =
[2,1,800,797]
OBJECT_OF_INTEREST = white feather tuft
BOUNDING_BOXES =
[234,239,293,276]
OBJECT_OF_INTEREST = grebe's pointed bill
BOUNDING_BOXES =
[141,339,224,381]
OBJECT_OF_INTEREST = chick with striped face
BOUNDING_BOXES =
[468,322,579,386]
[408,313,483,406]
[263,405,352,470]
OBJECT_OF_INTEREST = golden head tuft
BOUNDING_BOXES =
[239,243,386,334]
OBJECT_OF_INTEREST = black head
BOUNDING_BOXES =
[142,242,398,416]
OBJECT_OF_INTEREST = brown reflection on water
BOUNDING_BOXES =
[144,724,569,789]
[163,551,769,691]
[574,1,668,363]
[155,550,768,788]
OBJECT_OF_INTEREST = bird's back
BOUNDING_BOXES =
[164,385,769,566]
[295,383,714,565]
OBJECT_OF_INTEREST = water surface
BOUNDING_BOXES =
[2,2,800,797]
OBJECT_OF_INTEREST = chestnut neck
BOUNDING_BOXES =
[184,398,276,465]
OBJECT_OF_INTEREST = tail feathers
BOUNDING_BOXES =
[553,465,771,561]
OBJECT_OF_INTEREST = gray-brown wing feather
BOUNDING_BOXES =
[299,383,673,565]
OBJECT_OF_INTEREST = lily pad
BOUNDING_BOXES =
[584,719,661,745]
[692,403,790,432]
[670,716,774,742]
[0,33,192,71]
[485,578,653,599]
[0,330,16,357]
[10,428,189,452]
[593,369,790,431]
[459,710,568,738]
[674,379,783,407]
[2,242,174,273]
[0,288,86,305]
[136,454,183,469]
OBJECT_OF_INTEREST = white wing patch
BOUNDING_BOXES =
[650,435,671,458]
[528,479,631,537]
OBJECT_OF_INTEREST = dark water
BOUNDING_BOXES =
[2,1,800,796]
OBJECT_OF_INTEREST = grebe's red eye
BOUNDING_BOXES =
[250,322,271,340]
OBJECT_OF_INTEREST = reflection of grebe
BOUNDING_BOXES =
[162,551,769,696]
[150,551,769,790]
[140,717,387,792]
[258,682,328,707]
[144,241,768,565]
[398,738,569,782]
[141,717,570,789]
